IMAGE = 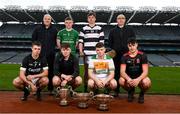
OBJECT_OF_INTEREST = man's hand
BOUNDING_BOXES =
[60,74,72,86]
[127,78,141,87]
[131,78,141,87]
[61,74,72,81]
[127,78,133,87]
[96,79,104,88]
[61,74,66,80]
[61,80,67,87]
[27,75,34,81]
[102,79,109,86]
[66,75,73,81]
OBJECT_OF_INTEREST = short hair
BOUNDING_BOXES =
[65,17,73,21]
[127,39,138,45]
[43,14,52,19]
[117,14,126,19]
[32,41,41,47]
[61,43,70,49]
[87,11,96,18]
[95,42,105,48]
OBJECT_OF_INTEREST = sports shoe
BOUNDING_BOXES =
[36,88,42,101]
[138,91,144,104]
[128,87,135,102]
[21,86,30,101]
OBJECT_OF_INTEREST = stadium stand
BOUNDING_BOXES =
[0,5,180,66]
[0,52,17,63]
[147,54,175,66]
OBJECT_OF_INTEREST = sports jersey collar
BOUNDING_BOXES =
[65,28,73,31]
[116,25,125,29]
[96,54,107,59]
[59,52,74,61]
[88,24,96,28]
[128,50,139,58]
[31,54,40,60]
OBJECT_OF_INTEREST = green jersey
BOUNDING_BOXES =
[57,28,79,55]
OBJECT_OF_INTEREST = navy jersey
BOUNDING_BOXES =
[121,51,148,79]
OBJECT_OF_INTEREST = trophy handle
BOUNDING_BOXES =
[68,85,76,97]
[72,92,77,97]
[67,86,72,91]
[92,95,96,101]
[56,86,61,92]
[89,91,94,97]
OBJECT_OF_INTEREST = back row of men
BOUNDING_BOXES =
[13,12,151,103]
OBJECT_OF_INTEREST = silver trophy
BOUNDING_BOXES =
[56,86,71,106]
[73,91,94,109]
[93,94,113,111]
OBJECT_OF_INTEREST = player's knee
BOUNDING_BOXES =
[75,76,82,86]
[88,79,94,89]
[12,78,17,86]
[110,79,117,90]
[53,76,61,86]
[119,77,125,86]
[140,77,151,89]
[41,77,49,85]
[13,77,21,87]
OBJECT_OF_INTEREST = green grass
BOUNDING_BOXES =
[148,67,180,94]
[0,64,20,90]
[0,64,180,94]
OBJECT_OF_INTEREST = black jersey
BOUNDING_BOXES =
[20,54,48,76]
[121,51,148,79]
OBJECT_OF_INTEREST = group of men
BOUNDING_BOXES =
[13,11,151,104]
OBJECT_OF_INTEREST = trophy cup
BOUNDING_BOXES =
[57,87,70,106]
[73,91,94,109]
[93,94,113,111]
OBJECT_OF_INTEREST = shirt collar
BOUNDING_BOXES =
[88,24,96,28]
[96,54,107,59]
[42,23,52,29]
[59,53,73,61]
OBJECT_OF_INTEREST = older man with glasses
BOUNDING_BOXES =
[108,14,136,97]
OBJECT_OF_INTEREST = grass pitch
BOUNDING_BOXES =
[0,64,180,94]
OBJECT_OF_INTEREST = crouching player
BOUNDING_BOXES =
[119,39,151,103]
[88,42,117,93]
[52,43,82,90]
[13,41,49,101]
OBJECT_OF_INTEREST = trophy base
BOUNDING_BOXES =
[78,102,88,109]
[59,100,68,106]
[98,104,109,111]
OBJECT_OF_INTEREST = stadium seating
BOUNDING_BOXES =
[0,5,180,66]
[0,24,180,53]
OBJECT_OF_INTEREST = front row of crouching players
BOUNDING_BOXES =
[52,43,82,90]
[13,42,49,101]
[13,40,151,104]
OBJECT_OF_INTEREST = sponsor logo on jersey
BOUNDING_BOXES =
[136,58,140,64]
